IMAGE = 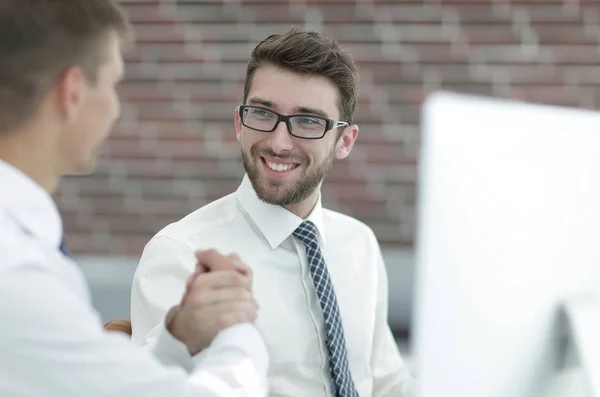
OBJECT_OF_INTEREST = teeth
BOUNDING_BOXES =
[266,161,294,172]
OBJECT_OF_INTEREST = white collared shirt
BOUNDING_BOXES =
[0,159,269,397]
[131,174,413,397]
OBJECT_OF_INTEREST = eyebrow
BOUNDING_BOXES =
[247,97,330,119]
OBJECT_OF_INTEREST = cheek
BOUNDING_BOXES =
[88,90,117,124]
[242,130,264,151]
[106,89,120,121]
[302,143,331,165]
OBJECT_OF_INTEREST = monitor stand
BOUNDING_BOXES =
[542,295,600,397]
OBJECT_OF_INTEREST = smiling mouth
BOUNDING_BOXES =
[261,157,300,173]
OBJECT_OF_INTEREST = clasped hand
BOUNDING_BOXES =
[168,249,258,355]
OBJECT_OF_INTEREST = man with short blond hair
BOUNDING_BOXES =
[0,1,268,396]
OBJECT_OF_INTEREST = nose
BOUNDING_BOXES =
[267,120,294,154]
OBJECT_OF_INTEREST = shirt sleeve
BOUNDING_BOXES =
[369,232,416,397]
[130,235,197,349]
[146,306,196,372]
[130,234,269,377]
[0,260,269,397]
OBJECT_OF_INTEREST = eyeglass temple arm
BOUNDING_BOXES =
[331,120,349,129]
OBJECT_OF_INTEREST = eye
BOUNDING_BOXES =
[297,117,323,125]
[249,108,274,118]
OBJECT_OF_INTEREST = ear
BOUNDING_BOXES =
[234,106,242,143]
[57,66,87,123]
[334,124,359,160]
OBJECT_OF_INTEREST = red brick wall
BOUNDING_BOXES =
[55,0,600,256]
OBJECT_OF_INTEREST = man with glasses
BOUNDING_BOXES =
[131,28,414,397]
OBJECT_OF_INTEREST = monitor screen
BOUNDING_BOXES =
[411,91,600,397]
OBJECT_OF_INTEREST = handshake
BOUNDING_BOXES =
[167,249,258,355]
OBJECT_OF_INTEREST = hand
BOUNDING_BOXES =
[180,250,253,307]
[168,249,258,355]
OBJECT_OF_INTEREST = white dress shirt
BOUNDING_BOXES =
[0,159,269,397]
[131,174,413,397]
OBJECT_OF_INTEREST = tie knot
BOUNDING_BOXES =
[293,220,319,248]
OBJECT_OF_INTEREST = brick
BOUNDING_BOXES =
[361,143,419,165]
[322,178,373,199]
[164,3,244,23]
[535,26,599,45]
[121,4,168,23]
[508,87,583,107]
[548,45,600,65]
[130,24,183,44]
[462,26,520,45]
[326,199,393,223]
[448,4,514,24]
[372,4,446,24]
[565,66,600,84]
[409,46,471,63]
[513,5,586,22]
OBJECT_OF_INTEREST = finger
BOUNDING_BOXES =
[195,249,229,271]
[180,290,189,307]
[195,261,208,273]
[195,249,250,274]
[189,287,253,307]
[185,272,196,289]
[191,270,252,291]
[180,272,198,306]
[227,253,252,276]
[201,301,259,329]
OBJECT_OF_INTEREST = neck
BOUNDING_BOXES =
[0,128,60,193]
[284,188,320,219]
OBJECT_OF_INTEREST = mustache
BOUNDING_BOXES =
[250,146,307,163]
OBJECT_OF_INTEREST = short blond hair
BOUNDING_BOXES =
[0,0,132,135]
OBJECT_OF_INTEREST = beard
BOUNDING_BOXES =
[242,143,334,206]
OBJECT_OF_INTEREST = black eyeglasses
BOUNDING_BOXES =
[238,105,349,140]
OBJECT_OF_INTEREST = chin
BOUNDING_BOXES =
[255,179,307,206]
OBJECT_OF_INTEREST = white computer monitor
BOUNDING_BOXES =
[411,91,600,397]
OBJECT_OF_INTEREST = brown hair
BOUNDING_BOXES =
[0,0,132,135]
[243,27,360,124]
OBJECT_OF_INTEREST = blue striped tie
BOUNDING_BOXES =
[293,221,359,397]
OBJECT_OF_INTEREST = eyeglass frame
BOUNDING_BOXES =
[238,105,350,140]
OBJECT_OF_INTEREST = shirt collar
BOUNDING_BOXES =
[236,174,326,250]
[0,159,62,248]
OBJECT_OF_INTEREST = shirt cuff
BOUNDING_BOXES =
[192,323,269,375]
[150,305,194,373]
